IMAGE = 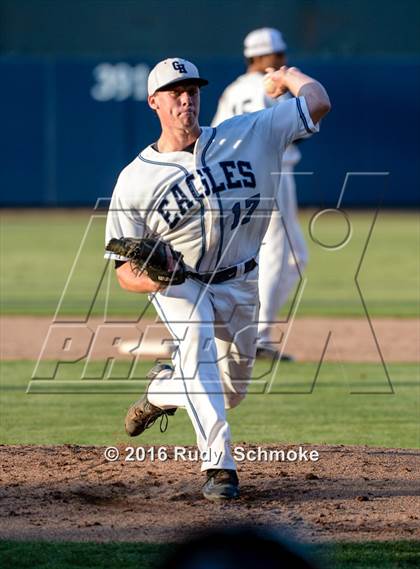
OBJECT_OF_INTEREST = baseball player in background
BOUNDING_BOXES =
[105,57,330,500]
[212,28,309,361]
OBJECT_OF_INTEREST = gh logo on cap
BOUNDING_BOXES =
[172,61,187,73]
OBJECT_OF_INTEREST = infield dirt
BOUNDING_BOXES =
[0,444,419,543]
[2,316,419,362]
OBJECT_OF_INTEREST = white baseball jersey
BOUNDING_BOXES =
[105,98,317,472]
[105,97,316,272]
[211,71,302,166]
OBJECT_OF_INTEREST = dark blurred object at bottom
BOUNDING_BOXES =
[159,525,319,569]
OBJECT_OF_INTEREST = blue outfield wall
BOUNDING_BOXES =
[1,56,419,207]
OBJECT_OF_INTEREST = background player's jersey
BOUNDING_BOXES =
[211,71,301,166]
[105,97,317,272]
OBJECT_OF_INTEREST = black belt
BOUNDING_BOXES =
[190,258,257,285]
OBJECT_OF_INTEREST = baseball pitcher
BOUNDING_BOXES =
[105,57,330,500]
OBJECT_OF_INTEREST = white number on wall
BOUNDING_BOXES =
[91,63,150,101]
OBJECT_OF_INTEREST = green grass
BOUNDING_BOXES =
[0,541,169,569]
[1,210,418,317]
[0,540,419,569]
[1,361,418,448]
[313,541,420,568]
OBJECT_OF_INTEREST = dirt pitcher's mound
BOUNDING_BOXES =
[0,444,419,543]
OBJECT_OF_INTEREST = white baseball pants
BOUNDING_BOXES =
[147,267,259,471]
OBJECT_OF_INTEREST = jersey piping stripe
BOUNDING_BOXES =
[138,152,207,273]
[200,127,217,161]
[296,97,313,135]
[214,193,224,268]
[195,202,206,272]
[138,153,189,174]
[195,201,206,272]
[200,128,225,270]
[195,128,217,271]
[152,294,207,442]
